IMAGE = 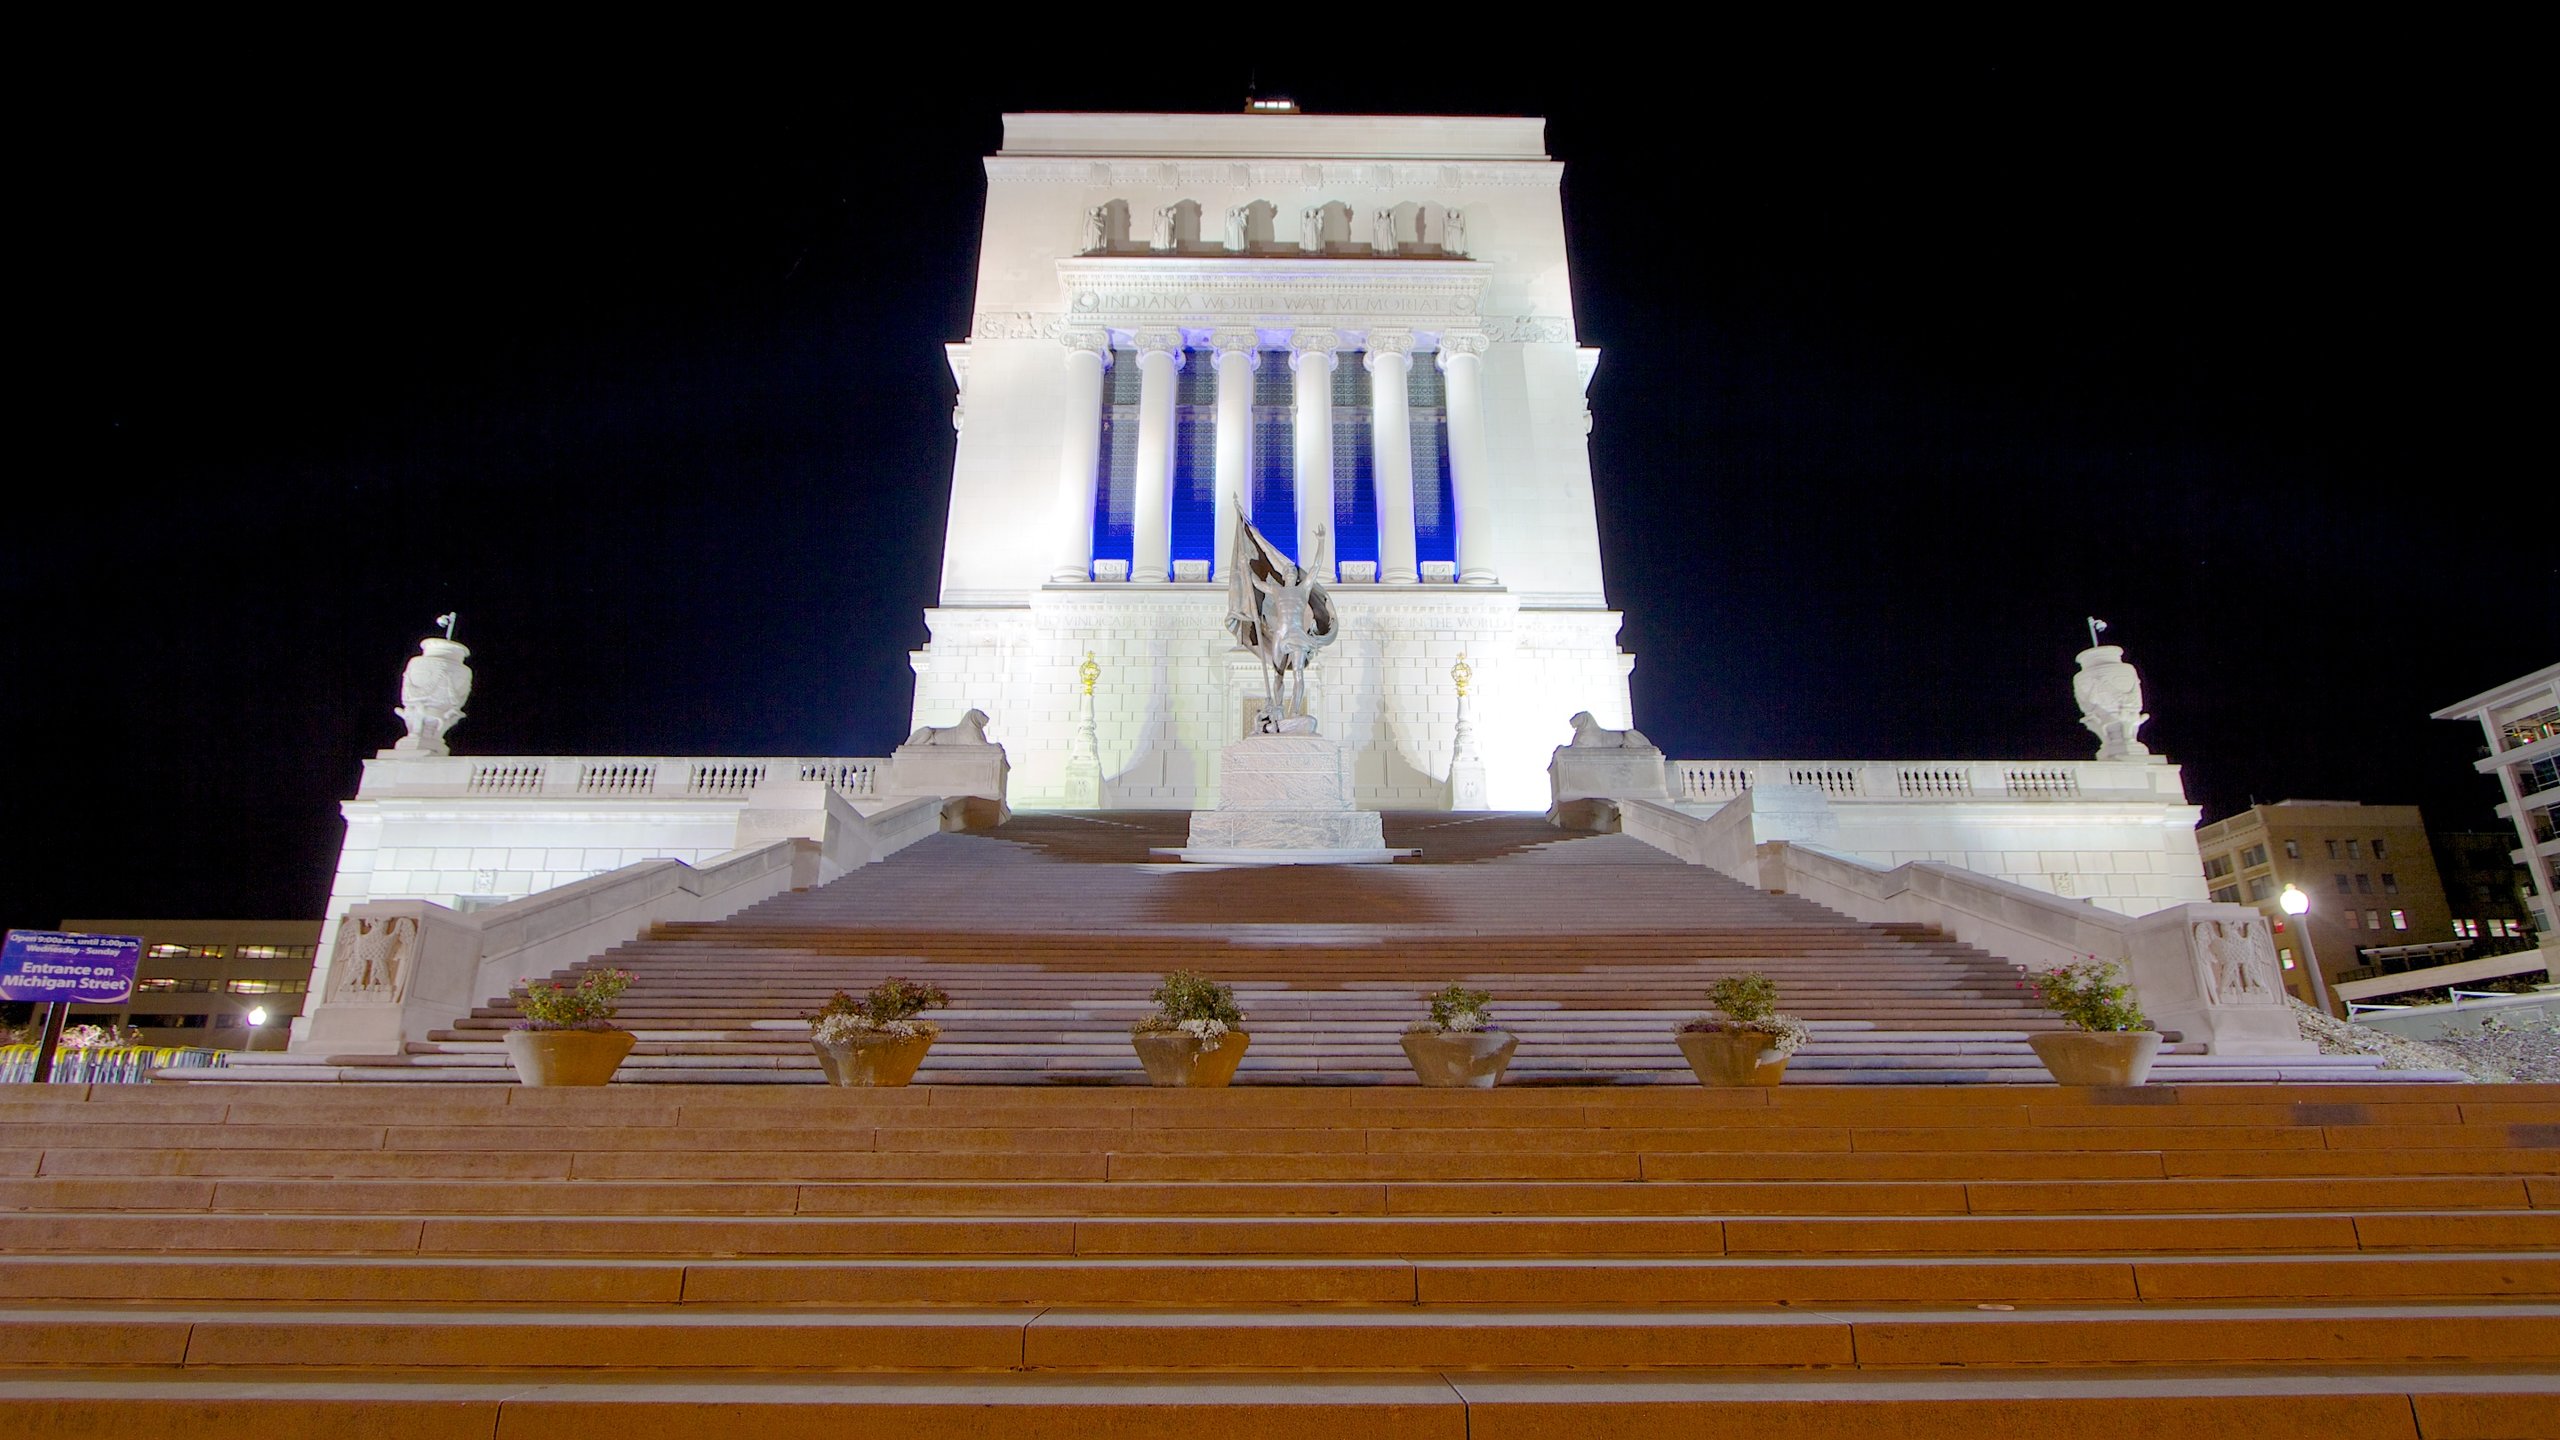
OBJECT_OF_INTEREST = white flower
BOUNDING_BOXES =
[1176,1017,1230,1046]
[813,1013,935,1046]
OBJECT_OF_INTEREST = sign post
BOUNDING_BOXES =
[2,931,143,1083]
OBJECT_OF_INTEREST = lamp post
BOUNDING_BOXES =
[2279,884,2334,1016]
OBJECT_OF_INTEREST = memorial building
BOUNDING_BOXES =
[284,110,2243,1060]
[918,111,1625,811]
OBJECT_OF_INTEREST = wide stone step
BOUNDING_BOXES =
[1,1171,2546,1218]
[4,1250,2555,1306]
[0,1208,2549,1257]
[2,1302,2552,1373]
[3,1367,2554,1440]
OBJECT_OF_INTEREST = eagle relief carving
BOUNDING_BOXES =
[331,915,417,1002]
[2193,919,2282,1006]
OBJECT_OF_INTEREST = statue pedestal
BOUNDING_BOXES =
[1547,742,1669,829]
[882,741,1011,829]
[1177,734,1403,864]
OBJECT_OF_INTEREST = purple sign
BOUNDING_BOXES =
[1,930,143,1005]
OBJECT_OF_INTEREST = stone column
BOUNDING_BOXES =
[1290,328,1341,578]
[1366,331,1418,584]
[1209,329,1260,575]
[1048,330,1113,583]
[1438,333,1498,586]
[1128,329,1186,585]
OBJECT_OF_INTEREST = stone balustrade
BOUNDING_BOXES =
[363,755,886,801]
[1671,758,2184,805]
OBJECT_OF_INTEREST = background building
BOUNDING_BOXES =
[2194,801,2454,1007]
[50,920,320,1051]
[2430,829,2541,956]
[2433,661,2559,936]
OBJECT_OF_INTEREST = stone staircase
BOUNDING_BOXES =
[220,813,2456,1085]
[0,1080,2552,1433]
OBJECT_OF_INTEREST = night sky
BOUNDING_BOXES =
[13,51,2552,932]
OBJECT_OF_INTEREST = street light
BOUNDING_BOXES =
[2279,885,2334,1015]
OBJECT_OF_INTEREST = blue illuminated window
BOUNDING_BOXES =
[1248,351,1296,560]
[1408,360,1457,566]
[1088,348,1142,574]
[1331,360,1376,572]
[1170,359,1218,569]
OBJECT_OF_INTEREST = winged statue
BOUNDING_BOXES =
[1224,515,1337,733]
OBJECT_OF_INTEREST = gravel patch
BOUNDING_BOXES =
[2425,1013,2560,1083]
[2286,997,2514,1082]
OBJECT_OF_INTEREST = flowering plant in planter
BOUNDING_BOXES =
[1130,970,1250,1087]
[811,978,951,1045]
[1132,969,1246,1046]
[504,969,639,1087]
[807,977,950,1087]
[2025,960,2150,1032]
[1404,983,1499,1036]
[513,969,635,1031]
[2021,959,2161,1086]
[1675,972,1809,1087]
[1679,973,1812,1055]
[1401,983,1517,1088]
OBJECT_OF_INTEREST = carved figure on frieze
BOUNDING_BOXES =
[1225,203,1252,253]
[1371,207,1397,254]
[1299,205,1325,253]
[331,915,416,1001]
[392,631,473,757]
[1082,205,1109,254]
[1225,517,1338,734]
[1567,711,1654,750]
[1442,207,1468,256]
[904,708,993,747]
[2194,919,2283,1005]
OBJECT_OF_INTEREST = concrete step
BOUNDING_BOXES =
[0,1208,2548,1258]
[2,1302,2553,1372]
[3,1250,2555,1306]
[0,1366,2552,1440]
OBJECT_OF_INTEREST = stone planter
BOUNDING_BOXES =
[1677,1028,1789,1087]
[502,1028,635,1087]
[1400,1030,1518,1088]
[1131,1030,1251,1087]
[812,1034,935,1087]
[2028,1030,2163,1086]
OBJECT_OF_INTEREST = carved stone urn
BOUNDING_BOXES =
[1131,1030,1251,1087]
[1400,1030,1518,1089]
[502,1028,635,1087]
[1677,1028,1789,1087]
[2028,1030,2163,1087]
[2072,645,2153,761]
[812,1034,935,1088]
[393,637,474,757]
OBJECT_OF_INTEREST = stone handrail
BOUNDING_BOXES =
[1620,798,2310,1056]
[1669,759,2182,804]
[292,795,944,1057]
[1619,788,1760,886]
[356,755,888,800]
